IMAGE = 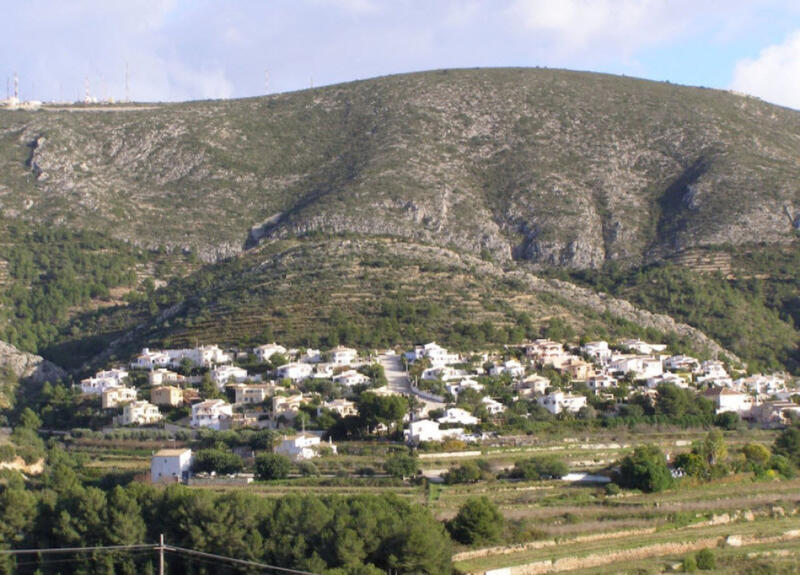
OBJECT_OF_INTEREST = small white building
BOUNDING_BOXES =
[702,387,752,415]
[446,379,485,399]
[211,365,249,387]
[102,386,138,409]
[132,348,171,370]
[191,399,233,430]
[254,343,287,363]
[538,391,588,415]
[272,394,308,421]
[332,369,370,387]
[406,342,460,367]
[581,341,612,365]
[318,399,358,418]
[119,401,162,426]
[80,368,130,395]
[620,339,667,355]
[274,434,336,461]
[514,374,550,397]
[233,384,275,405]
[646,372,689,389]
[275,362,314,382]
[330,346,358,366]
[405,419,465,443]
[699,360,729,379]
[148,368,185,386]
[481,396,507,415]
[489,359,525,379]
[609,356,663,379]
[151,448,193,483]
[664,355,700,372]
[438,407,479,425]
[587,374,618,394]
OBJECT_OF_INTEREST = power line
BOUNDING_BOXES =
[0,537,322,575]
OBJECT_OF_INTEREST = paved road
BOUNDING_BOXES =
[378,353,411,395]
[378,353,446,417]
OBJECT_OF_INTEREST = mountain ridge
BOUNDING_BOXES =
[0,67,797,267]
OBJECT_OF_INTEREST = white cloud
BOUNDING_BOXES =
[731,30,800,110]
[505,0,688,57]
[307,0,379,14]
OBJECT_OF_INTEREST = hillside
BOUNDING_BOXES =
[0,68,797,373]
[0,68,798,266]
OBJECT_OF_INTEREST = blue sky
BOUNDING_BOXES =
[3,0,800,109]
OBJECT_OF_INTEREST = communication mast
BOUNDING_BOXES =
[125,62,129,102]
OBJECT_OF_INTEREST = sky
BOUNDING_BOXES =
[2,0,800,110]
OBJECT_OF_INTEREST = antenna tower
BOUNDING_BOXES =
[125,62,129,102]
[13,72,19,100]
[84,76,90,103]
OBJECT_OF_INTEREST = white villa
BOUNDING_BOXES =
[102,386,138,409]
[233,383,275,405]
[211,365,249,387]
[646,372,689,389]
[702,387,752,415]
[514,374,550,397]
[481,396,507,415]
[609,356,663,379]
[587,374,618,394]
[254,343,287,363]
[332,369,370,387]
[438,407,479,425]
[664,355,700,372]
[191,399,233,430]
[272,394,308,421]
[446,379,485,399]
[119,401,162,426]
[276,362,314,382]
[405,419,465,443]
[581,341,613,365]
[406,342,460,367]
[151,448,193,483]
[489,359,525,379]
[148,368,185,386]
[318,399,358,418]
[274,434,337,461]
[538,391,588,415]
[620,339,667,355]
[80,368,130,395]
[331,346,358,366]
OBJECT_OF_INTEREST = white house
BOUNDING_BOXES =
[664,355,700,372]
[330,346,358,366]
[102,386,138,409]
[276,362,314,382]
[254,343,287,363]
[318,398,358,418]
[481,396,507,415]
[191,399,233,430]
[422,366,465,381]
[702,387,752,415]
[699,360,728,379]
[272,394,308,421]
[581,341,613,365]
[80,368,130,395]
[151,448,193,483]
[446,379,485,399]
[538,391,587,415]
[300,348,322,364]
[233,383,275,405]
[211,365,249,387]
[646,372,689,389]
[526,339,570,366]
[148,368,185,386]
[587,374,618,394]
[274,434,336,461]
[119,401,162,426]
[406,342,459,367]
[620,339,667,355]
[489,359,525,379]
[405,419,465,443]
[332,369,370,387]
[737,374,786,396]
[514,374,550,397]
[609,356,663,379]
[131,348,171,370]
[438,408,479,425]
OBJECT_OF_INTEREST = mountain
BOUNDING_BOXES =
[0,68,797,373]
[1,68,797,266]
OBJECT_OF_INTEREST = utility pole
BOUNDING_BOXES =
[159,533,165,575]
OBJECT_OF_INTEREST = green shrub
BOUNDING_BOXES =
[682,554,697,572]
[255,453,291,480]
[0,444,15,462]
[447,496,504,545]
[695,548,715,570]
